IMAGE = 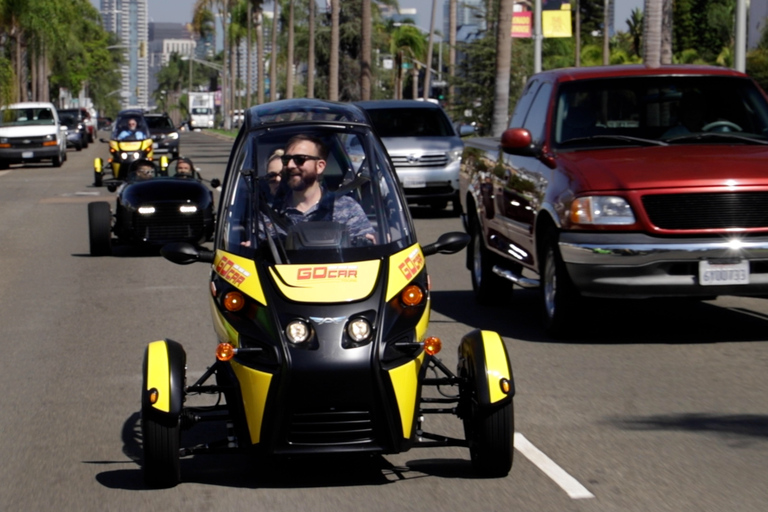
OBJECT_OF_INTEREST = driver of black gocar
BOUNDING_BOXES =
[263,134,376,244]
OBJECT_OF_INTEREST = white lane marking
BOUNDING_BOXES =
[0,171,10,177]
[515,432,595,499]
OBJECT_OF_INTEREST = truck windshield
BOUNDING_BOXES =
[554,75,768,147]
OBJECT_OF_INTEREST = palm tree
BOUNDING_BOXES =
[491,0,514,137]
[307,0,315,98]
[390,25,426,100]
[329,0,340,101]
[643,0,662,67]
[360,0,371,101]
[286,0,295,99]
[270,0,278,101]
[448,0,457,106]
[423,0,437,100]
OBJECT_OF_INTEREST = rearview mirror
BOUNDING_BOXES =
[161,242,215,265]
[422,232,470,256]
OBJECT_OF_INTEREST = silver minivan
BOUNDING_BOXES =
[355,100,463,213]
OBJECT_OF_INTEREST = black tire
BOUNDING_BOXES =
[464,400,514,477]
[540,232,579,337]
[88,202,112,256]
[93,170,103,187]
[142,416,181,488]
[469,217,512,305]
[52,154,62,168]
[76,142,82,151]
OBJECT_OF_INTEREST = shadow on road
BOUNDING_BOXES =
[429,288,768,344]
[608,413,768,443]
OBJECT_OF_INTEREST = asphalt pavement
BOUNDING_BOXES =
[0,129,766,512]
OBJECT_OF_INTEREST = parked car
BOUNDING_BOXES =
[145,112,180,158]
[0,102,68,169]
[59,113,85,151]
[460,64,768,336]
[58,108,92,146]
[355,100,464,213]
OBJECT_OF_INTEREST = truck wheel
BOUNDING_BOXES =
[470,218,512,305]
[52,155,62,168]
[88,202,112,256]
[540,234,578,337]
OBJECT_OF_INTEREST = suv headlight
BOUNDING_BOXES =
[169,132,179,139]
[449,148,462,163]
[570,196,635,225]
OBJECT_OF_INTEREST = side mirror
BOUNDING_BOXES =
[459,124,476,137]
[107,184,117,192]
[422,232,470,257]
[161,242,215,265]
[210,178,221,189]
[99,138,108,143]
[500,128,538,156]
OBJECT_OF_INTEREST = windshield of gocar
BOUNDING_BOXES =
[553,75,768,147]
[111,115,151,141]
[218,124,414,264]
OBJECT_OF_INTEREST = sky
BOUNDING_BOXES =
[91,0,643,31]
[93,0,643,36]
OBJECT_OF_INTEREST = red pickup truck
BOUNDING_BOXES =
[460,64,768,336]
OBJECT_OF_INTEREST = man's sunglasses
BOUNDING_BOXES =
[280,154,321,166]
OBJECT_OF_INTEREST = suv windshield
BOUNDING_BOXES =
[553,75,768,147]
[364,107,455,137]
[0,107,56,126]
[219,124,413,265]
[111,114,151,141]
[146,116,175,130]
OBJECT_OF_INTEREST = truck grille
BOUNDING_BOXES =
[7,136,50,149]
[287,408,374,446]
[642,192,768,230]
[132,204,204,243]
[390,153,448,168]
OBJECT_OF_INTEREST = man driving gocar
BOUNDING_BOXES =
[175,157,194,177]
[272,134,375,243]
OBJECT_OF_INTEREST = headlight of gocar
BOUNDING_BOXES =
[570,196,635,226]
[347,317,372,343]
[286,319,311,344]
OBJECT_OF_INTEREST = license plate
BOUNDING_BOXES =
[698,260,749,286]
[403,178,425,188]
[21,151,33,158]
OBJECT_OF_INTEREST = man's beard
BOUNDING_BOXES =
[286,167,318,192]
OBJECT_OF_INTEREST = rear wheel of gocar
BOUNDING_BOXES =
[540,234,579,337]
[88,202,112,256]
[470,218,512,305]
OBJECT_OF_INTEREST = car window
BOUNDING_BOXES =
[365,108,455,137]
[146,116,174,129]
[509,78,541,128]
[553,75,768,146]
[522,82,553,146]
[0,107,56,126]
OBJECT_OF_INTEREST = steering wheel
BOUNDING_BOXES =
[702,120,742,133]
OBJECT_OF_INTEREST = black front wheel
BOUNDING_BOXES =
[464,400,514,477]
[142,416,181,488]
[88,202,112,256]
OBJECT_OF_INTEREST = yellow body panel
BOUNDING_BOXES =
[231,361,273,444]
[480,331,511,404]
[214,250,267,305]
[385,244,425,302]
[146,341,171,413]
[387,353,425,439]
[270,260,380,303]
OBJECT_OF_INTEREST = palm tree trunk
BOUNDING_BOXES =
[270,0,278,101]
[643,0,662,67]
[222,0,230,129]
[491,0,514,137]
[286,0,294,99]
[361,0,371,101]
[257,8,265,104]
[603,0,610,65]
[247,0,252,105]
[307,0,315,98]
[448,0,456,106]
[423,0,437,100]
[661,0,673,64]
[329,0,339,101]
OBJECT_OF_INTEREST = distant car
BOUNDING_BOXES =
[87,159,220,256]
[0,101,68,169]
[58,108,92,146]
[355,100,464,213]
[145,112,180,158]
[59,113,85,151]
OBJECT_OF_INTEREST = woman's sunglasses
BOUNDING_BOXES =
[280,154,321,166]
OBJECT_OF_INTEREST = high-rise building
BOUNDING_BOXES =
[100,0,149,110]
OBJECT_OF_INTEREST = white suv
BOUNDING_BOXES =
[0,102,67,169]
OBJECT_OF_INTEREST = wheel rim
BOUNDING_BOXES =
[544,248,557,320]
[472,231,483,287]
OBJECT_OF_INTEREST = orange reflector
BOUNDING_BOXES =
[424,336,442,356]
[401,285,424,306]
[148,388,159,404]
[500,378,511,394]
[223,291,245,312]
[216,343,237,361]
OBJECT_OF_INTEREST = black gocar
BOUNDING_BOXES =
[87,160,220,255]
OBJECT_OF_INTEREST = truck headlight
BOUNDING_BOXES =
[570,196,635,225]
